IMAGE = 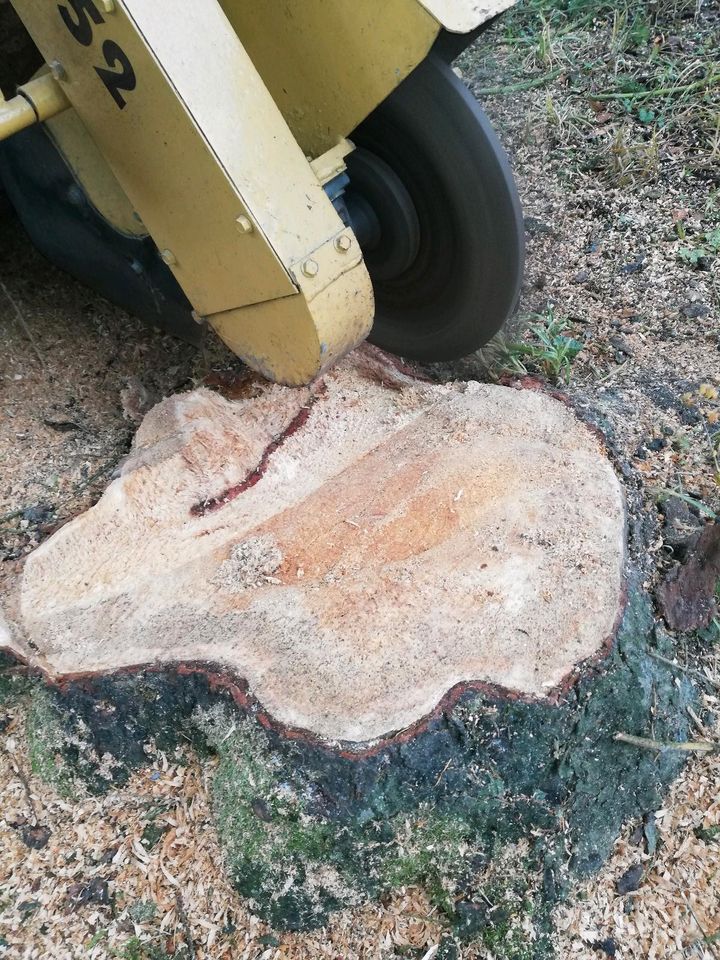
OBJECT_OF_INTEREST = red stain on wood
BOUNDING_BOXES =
[190,384,326,518]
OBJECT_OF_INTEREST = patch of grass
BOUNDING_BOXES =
[678,227,720,267]
[85,928,108,950]
[25,688,77,798]
[608,123,660,184]
[470,0,720,184]
[498,309,583,383]
[112,937,173,960]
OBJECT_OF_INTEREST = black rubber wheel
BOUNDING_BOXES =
[0,2,43,98]
[346,53,524,362]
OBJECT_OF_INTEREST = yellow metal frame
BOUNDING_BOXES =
[6,0,510,384]
[218,0,440,159]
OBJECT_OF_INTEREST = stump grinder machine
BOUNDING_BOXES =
[0,0,524,385]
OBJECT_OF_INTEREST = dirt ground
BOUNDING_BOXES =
[1,1,720,957]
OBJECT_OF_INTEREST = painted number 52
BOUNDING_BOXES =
[57,0,137,109]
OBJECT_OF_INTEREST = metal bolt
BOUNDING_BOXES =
[99,0,115,11]
[235,215,253,235]
[335,235,352,253]
[302,259,319,278]
[49,60,67,82]
[160,249,177,266]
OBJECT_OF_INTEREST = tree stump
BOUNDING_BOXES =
[0,347,695,934]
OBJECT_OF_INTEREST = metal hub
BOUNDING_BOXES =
[345,149,421,283]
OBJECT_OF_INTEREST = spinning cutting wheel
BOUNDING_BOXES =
[347,54,524,361]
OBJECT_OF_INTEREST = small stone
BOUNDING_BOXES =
[573,269,591,284]
[629,823,644,846]
[643,817,658,856]
[593,937,617,956]
[454,901,491,938]
[17,901,40,915]
[98,844,120,864]
[616,863,643,895]
[647,437,666,451]
[609,336,634,357]
[42,419,82,433]
[620,254,646,274]
[251,798,273,822]
[524,216,554,236]
[681,303,710,319]
[68,877,111,906]
[22,505,53,526]
[19,824,51,850]
[257,934,281,947]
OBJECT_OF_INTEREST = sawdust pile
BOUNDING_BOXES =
[555,652,720,960]
[2,677,720,958]
[0,694,494,959]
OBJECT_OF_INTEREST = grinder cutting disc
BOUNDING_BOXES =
[346,53,525,362]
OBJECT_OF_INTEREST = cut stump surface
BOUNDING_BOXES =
[1,348,626,744]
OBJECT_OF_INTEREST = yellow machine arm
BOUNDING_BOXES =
[2,0,519,384]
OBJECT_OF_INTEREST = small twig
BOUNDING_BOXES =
[588,73,720,102]
[0,280,46,371]
[474,67,564,96]
[682,890,720,959]
[595,361,631,385]
[647,650,720,692]
[614,732,715,754]
[174,890,197,960]
[688,705,711,740]
[434,758,453,787]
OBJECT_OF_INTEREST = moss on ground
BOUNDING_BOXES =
[25,688,78,798]
[192,706,362,928]
[0,653,33,709]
